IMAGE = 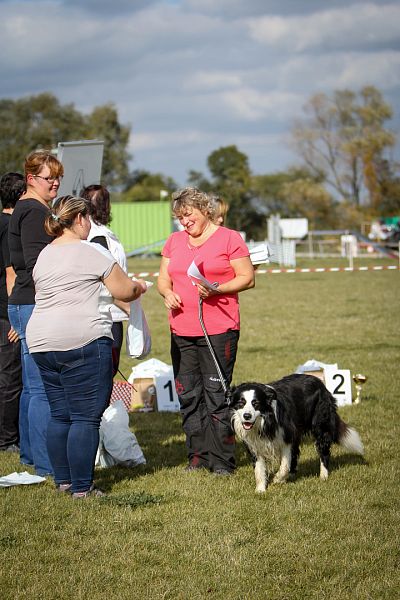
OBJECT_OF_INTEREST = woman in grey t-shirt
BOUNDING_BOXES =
[26,196,147,498]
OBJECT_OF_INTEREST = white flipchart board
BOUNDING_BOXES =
[56,140,104,197]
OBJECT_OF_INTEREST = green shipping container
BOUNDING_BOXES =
[110,202,172,255]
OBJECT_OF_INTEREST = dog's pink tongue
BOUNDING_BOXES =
[243,422,253,430]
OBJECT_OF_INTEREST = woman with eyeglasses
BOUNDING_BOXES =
[8,150,64,476]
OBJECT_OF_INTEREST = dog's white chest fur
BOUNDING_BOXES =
[232,390,283,470]
[233,416,282,463]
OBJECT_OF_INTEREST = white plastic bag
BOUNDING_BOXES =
[126,297,152,359]
[95,400,146,468]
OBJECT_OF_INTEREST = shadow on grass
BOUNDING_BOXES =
[99,490,164,509]
[234,438,367,480]
[294,452,367,482]
[95,463,148,491]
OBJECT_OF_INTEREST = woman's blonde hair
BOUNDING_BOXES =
[25,150,64,181]
[171,187,215,220]
[45,195,89,237]
[209,194,229,225]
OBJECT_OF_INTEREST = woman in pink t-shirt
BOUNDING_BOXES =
[158,188,255,475]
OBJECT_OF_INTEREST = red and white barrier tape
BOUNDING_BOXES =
[129,265,398,278]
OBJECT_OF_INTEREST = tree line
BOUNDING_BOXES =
[1,87,399,239]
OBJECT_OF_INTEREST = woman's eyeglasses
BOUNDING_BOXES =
[33,175,63,183]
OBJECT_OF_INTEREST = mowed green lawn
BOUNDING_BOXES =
[1,257,399,600]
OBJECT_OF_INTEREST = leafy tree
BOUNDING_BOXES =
[207,145,254,233]
[86,103,131,187]
[0,93,131,187]
[291,86,396,207]
[375,159,400,216]
[279,178,337,230]
[207,145,250,183]
[122,170,176,202]
[252,167,324,216]
[187,169,212,192]
[252,167,340,231]
[0,93,85,173]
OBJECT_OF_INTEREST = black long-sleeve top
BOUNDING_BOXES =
[0,213,11,319]
[8,199,54,305]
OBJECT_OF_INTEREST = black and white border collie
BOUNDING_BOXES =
[230,374,364,493]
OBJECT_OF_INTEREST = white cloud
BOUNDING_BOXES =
[132,129,213,151]
[185,71,242,91]
[220,89,303,121]
[279,51,400,93]
[247,3,400,52]
[325,51,400,90]
[0,0,398,183]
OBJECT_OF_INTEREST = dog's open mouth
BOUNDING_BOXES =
[242,421,254,430]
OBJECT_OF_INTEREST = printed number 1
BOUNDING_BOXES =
[163,379,174,402]
[333,373,345,395]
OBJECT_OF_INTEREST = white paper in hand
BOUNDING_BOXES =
[187,261,218,290]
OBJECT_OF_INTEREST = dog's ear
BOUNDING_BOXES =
[227,385,237,407]
[262,384,277,401]
[260,387,279,438]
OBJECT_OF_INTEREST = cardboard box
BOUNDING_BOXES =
[130,378,157,412]
[303,370,325,383]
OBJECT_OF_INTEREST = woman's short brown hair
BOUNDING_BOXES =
[25,150,64,180]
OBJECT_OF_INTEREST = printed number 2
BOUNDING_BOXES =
[163,379,174,403]
[333,373,345,395]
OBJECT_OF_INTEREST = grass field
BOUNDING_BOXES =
[1,257,399,600]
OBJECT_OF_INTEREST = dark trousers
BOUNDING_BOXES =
[111,321,123,378]
[0,318,22,449]
[171,330,239,473]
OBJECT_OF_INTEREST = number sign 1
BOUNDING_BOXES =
[323,368,353,406]
[154,374,181,412]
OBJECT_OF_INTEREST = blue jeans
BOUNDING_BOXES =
[32,338,113,493]
[8,304,53,475]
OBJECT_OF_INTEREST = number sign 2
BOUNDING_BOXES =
[155,374,181,412]
[323,368,352,406]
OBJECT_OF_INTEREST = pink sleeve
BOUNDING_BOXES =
[227,230,250,260]
[162,235,173,258]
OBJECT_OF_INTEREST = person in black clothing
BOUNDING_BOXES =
[8,150,64,476]
[0,173,24,453]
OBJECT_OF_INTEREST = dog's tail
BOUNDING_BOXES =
[336,418,364,455]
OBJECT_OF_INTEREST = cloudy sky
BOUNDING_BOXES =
[1,0,399,185]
